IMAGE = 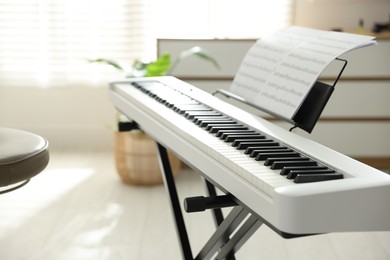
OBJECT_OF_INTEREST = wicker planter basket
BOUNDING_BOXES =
[114,131,181,185]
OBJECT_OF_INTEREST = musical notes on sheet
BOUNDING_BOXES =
[230,26,376,120]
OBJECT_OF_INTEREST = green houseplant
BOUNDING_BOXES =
[91,47,220,185]
[90,46,219,78]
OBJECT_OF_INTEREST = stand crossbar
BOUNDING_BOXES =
[195,206,248,260]
[215,215,263,260]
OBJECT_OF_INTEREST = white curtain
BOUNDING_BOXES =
[0,0,293,88]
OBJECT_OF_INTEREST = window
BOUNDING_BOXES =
[0,0,152,87]
[0,0,293,88]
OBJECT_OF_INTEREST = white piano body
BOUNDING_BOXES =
[109,76,390,237]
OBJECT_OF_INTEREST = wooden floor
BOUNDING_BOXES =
[0,151,389,260]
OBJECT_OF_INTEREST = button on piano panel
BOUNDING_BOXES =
[130,81,343,193]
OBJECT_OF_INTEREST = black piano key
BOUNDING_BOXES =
[236,141,279,150]
[196,118,232,125]
[294,173,343,183]
[256,152,300,161]
[232,139,275,147]
[156,97,167,104]
[183,109,217,114]
[287,169,335,179]
[200,120,237,127]
[209,126,249,134]
[165,102,174,108]
[270,160,317,170]
[179,108,213,114]
[225,134,265,142]
[216,130,256,138]
[186,112,223,118]
[185,111,223,119]
[248,147,290,156]
[220,132,258,140]
[206,124,239,131]
[149,93,158,99]
[280,165,327,176]
[245,146,288,155]
[193,116,231,124]
[264,157,306,166]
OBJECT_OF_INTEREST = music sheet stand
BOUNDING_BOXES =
[214,58,348,133]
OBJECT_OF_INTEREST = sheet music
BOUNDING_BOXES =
[230,26,376,120]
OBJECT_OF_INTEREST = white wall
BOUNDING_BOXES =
[294,0,390,32]
[0,86,116,151]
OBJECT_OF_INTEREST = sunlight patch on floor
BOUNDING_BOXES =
[0,168,94,239]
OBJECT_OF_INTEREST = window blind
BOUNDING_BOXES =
[0,0,293,88]
[0,0,153,87]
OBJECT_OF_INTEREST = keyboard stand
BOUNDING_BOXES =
[156,142,263,260]
[117,111,315,259]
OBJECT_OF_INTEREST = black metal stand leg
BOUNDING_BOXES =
[204,179,225,227]
[203,179,236,260]
[156,142,193,260]
[195,206,248,260]
[215,215,263,260]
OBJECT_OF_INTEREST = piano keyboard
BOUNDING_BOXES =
[130,80,343,187]
[109,76,390,235]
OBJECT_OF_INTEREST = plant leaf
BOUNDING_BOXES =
[178,46,220,69]
[88,58,126,72]
[145,52,171,76]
